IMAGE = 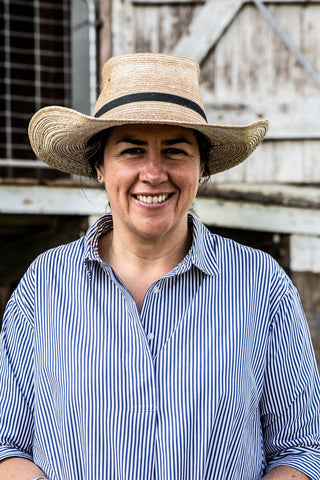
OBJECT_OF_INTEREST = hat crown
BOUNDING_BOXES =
[28,52,269,178]
[94,53,205,121]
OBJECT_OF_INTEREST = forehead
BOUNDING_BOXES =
[106,124,198,143]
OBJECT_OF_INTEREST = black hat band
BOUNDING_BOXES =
[94,92,208,122]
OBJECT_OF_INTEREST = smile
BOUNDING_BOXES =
[135,194,170,204]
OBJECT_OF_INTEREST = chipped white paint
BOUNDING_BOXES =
[202,96,320,140]
[290,235,320,273]
[0,185,108,215]
[213,139,320,184]
[112,0,135,55]
[110,0,320,184]
[194,197,320,236]
[172,0,243,62]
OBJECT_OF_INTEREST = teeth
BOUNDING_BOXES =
[136,194,169,204]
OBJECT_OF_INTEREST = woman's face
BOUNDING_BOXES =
[96,124,202,243]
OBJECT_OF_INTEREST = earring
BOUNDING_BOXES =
[97,175,102,181]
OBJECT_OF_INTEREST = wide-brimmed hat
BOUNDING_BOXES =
[28,53,269,177]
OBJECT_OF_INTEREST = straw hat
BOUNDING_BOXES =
[28,53,269,177]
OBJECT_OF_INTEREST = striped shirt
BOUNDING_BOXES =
[1,214,320,480]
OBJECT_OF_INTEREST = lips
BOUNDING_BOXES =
[134,194,171,204]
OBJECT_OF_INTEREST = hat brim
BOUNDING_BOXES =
[28,105,269,177]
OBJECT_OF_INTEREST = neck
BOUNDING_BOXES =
[98,217,192,313]
[99,218,192,274]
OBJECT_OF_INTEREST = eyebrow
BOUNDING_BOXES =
[116,137,193,146]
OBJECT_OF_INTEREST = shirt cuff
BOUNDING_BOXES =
[0,445,33,463]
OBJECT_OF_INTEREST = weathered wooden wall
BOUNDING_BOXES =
[107,0,320,184]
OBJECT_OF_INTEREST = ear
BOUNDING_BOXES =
[95,161,105,184]
[199,164,204,183]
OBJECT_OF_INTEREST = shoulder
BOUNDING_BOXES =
[33,236,86,270]
[202,223,278,274]
[194,218,291,299]
[13,237,86,308]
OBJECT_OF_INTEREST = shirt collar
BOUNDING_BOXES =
[83,214,220,277]
[186,214,220,277]
[84,214,114,266]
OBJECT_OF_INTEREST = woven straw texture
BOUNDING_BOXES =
[28,53,269,177]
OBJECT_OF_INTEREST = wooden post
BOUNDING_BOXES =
[98,0,112,79]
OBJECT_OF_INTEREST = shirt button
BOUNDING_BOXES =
[147,332,154,340]
[153,285,160,294]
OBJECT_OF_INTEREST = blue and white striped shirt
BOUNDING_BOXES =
[1,214,320,480]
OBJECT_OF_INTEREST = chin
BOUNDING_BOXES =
[133,217,183,242]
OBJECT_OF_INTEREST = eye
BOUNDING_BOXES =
[163,148,187,157]
[121,147,145,156]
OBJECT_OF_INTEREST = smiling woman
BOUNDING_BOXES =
[1,53,320,480]
[93,124,202,299]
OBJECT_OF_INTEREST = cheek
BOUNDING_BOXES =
[180,166,201,189]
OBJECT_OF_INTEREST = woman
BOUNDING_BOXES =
[0,53,319,480]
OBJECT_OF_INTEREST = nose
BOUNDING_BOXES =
[139,151,168,184]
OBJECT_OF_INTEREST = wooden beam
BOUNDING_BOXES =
[246,0,320,3]
[171,0,244,63]
[198,182,320,209]
[194,196,320,235]
[134,0,320,4]
[202,96,320,139]
[133,0,204,3]
[0,185,107,215]
[290,235,320,273]
[171,0,320,63]
[98,0,112,72]
[112,0,135,56]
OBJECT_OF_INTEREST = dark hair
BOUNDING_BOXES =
[86,128,113,178]
[193,130,211,179]
[85,127,211,180]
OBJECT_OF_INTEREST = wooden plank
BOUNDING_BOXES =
[98,0,112,72]
[170,0,320,63]
[198,183,320,208]
[134,1,199,53]
[198,3,320,97]
[303,4,320,96]
[194,197,320,235]
[112,0,135,55]
[250,0,320,2]
[201,96,320,139]
[171,0,244,62]
[134,0,320,3]
[212,138,320,184]
[290,235,320,273]
[133,0,204,3]
[0,185,108,215]
[213,143,299,183]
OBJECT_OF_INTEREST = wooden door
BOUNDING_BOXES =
[105,0,320,184]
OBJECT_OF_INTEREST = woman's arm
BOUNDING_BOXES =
[0,457,47,480]
[262,465,311,479]
[0,288,37,471]
[260,277,320,478]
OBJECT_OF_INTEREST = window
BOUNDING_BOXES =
[0,0,71,178]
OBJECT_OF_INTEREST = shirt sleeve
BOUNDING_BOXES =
[0,291,35,462]
[261,277,320,479]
